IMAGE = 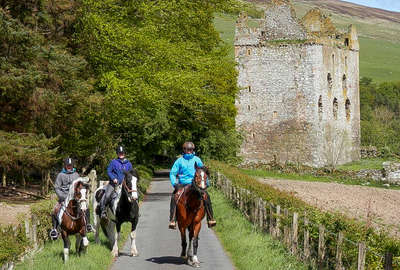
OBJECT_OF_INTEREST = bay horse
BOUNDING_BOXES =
[59,178,90,262]
[93,169,139,257]
[176,163,209,268]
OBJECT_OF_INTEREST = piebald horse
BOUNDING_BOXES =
[176,163,209,268]
[59,178,90,262]
[93,170,139,257]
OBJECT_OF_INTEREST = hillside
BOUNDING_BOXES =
[214,0,400,82]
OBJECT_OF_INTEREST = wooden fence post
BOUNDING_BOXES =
[357,241,366,270]
[283,209,289,246]
[258,198,264,228]
[318,225,325,270]
[275,205,281,238]
[336,231,344,270]
[304,215,310,261]
[292,212,298,255]
[269,204,274,236]
[384,252,393,270]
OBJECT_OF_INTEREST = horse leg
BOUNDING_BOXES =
[76,234,82,256]
[187,225,194,259]
[93,191,100,244]
[61,231,70,263]
[192,222,202,268]
[111,222,121,257]
[79,226,89,255]
[130,219,139,257]
[179,226,187,259]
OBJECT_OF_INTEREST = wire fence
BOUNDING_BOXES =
[211,171,397,270]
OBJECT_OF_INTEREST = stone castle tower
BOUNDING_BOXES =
[235,0,360,167]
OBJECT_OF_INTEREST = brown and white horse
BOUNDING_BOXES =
[176,163,209,268]
[59,179,90,262]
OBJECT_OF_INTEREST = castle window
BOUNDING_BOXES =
[345,38,349,47]
[327,73,333,89]
[248,105,251,111]
[252,133,255,139]
[318,95,323,120]
[345,99,351,121]
[246,48,251,56]
[333,98,338,120]
[248,86,251,92]
[273,111,278,119]
[342,74,347,89]
[261,31,265,37]
[332,54,335,65]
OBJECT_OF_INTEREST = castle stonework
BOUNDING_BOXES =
[235,0,360,167]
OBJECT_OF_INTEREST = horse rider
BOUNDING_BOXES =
[49,157,94,240]
[168,141,216,229]
[99,145,133,219]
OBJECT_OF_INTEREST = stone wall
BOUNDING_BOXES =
[235,1,360,167]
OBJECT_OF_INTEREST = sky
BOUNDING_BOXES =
[344,0,400,12]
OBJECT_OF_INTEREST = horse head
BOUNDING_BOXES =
[194,162,209,192]
[122,169,139,202]
[74,180,90,212]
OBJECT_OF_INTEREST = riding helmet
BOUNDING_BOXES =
[116,145,126,155]
[182,142,195,151]
[64,157,74,166]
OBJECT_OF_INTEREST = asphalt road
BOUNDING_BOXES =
[111,171,235,270]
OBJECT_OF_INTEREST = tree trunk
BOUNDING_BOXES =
[2,170,6,187]
[45,170,50,195]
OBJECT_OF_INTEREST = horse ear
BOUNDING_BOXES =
[204,166,209,175]
[195,162,199,170]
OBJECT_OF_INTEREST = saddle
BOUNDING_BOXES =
[95,186,119,216]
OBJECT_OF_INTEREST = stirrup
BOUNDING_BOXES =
[168,221,176,230]
[49,229,58,240]
[207,220,216,228]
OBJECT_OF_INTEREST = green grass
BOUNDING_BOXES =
[336,158,389,171]
[15,223,131,270]
[214,12,400,83]
[210,187,307,270]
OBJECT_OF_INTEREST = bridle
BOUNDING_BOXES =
[65,183,88,221]
[122,175,138,202]
[193,168,207,195]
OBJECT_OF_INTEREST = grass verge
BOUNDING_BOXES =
[15,223,130,270]
[210,187,307,270]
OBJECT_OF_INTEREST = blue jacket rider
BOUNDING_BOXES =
[100,146,133,218]
[168,142,216,229]
[49,157,93,240]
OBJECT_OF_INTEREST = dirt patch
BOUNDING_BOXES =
[0,202,31,226]
[259,178,400,238]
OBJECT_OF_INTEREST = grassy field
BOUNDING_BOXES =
[214,12,400,83]
[15,222,131,270]
[240,164,400,190]
[209,188,307,270]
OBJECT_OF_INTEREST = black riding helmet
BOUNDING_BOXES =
[64,157,74,167]
[116,145,126,155]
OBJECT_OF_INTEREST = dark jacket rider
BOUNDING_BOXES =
[99,146,133,219]
[168,142,216,229]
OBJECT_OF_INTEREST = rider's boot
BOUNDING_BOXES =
[49,214,59,240]
[204,193,216,228]
[85,210,94,233]
[169,195,177,230]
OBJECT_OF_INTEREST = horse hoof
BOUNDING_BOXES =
[193,262,200,268]
[130,251,139,257]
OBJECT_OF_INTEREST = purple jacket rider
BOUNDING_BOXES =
[107,158,133,185]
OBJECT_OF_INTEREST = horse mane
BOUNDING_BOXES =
[65,177,90,206]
